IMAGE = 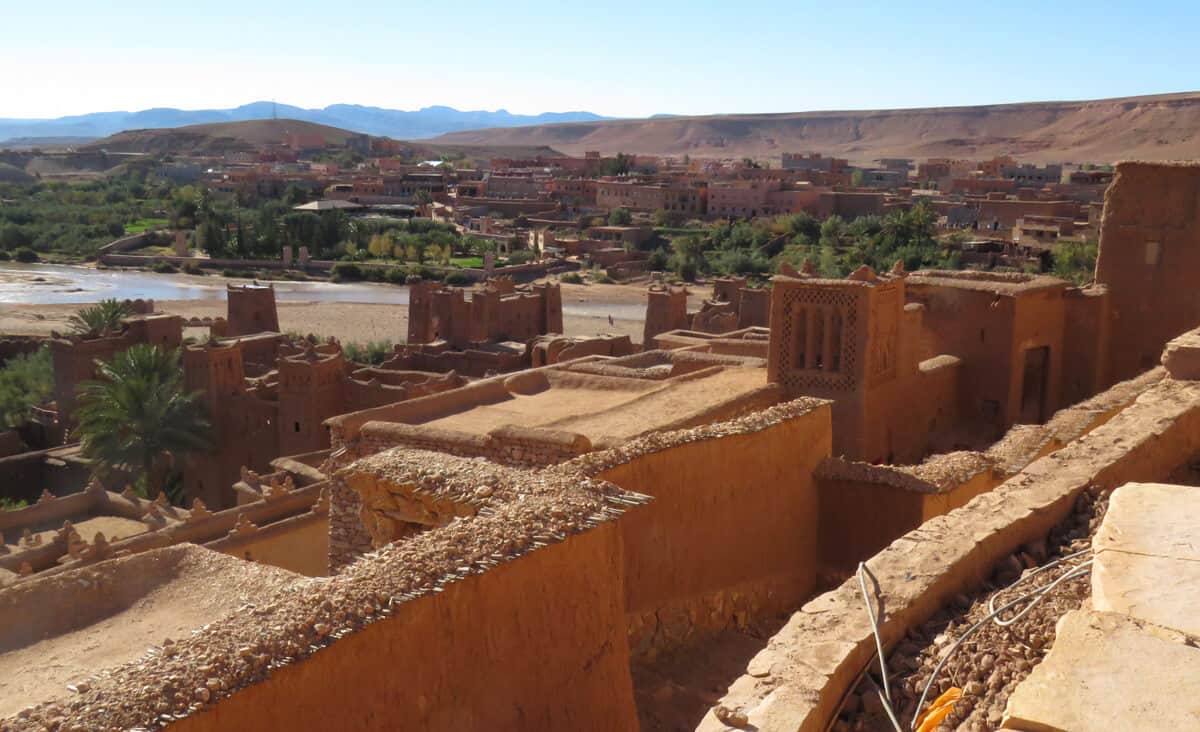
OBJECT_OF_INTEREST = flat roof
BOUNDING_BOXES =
[415,366,769,443]
[0,546,305,718]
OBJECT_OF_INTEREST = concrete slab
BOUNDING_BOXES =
[1093,549,1200,637]
[1002,610,1200,731]
[1092,482,1200,635]
[1093,481,1200,561]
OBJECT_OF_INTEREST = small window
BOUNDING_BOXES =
[1145,241,1161,266]
[294,421,301,433]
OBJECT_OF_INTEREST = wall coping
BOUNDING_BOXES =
[697,376,1200,732]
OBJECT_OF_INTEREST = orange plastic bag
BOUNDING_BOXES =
[914,687,962,732]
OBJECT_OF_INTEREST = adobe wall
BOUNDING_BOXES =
[905,282,1017,437]
[225,284,280,336]
[814,454,1000,574]
[205,512,329,577]
[1096,162,1200,382]
[738,287,771,329]
[0,448,91,505]
[576,399,831,658]
[328,477,374,573]
[356,423,592,470]
[644,286,689,346]
[50,335,127,427]
[277,353,347,458]
[1062,286,1111,406]
[768,276,875,458]
[1007,285,1067,423]
[381,345,526,378]
[0,335,42,366]
[698,373,1200,732]
[167,522,638,732]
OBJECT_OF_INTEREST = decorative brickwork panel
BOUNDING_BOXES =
[774,286,858,392]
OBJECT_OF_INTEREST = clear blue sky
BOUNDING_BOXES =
[3,0,1198,119]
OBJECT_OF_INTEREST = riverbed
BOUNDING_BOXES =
[0,262,679,344]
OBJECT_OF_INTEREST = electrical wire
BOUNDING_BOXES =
[857,562,902,732]
[908,552,1093,729]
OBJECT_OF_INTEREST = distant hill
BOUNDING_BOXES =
[81,119,359,155]
[0,102,610,142]
[78,119,562,162]
[0,136,97,149]
[432,92,1200,164]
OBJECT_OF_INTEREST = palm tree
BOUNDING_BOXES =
[73,344,211,501]
[68,299,132,337]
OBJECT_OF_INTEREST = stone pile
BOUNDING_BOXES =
[2,457,650,732]
[839,486,1107,732]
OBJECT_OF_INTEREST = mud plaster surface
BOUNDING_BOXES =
[0,547,305,718]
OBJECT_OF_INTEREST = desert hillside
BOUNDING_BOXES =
[432,92,1200,164]
[78,118,562,161]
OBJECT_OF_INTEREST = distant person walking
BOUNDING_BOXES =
[608,314,614,326]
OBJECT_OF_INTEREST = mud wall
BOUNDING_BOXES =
[816,467,998,574]
[1096,162,1200,383]
[169,522,639,732]
[205,513,329,577]
[593,402,831,657]
[1061,286,1111,407]
[699,376,1200,732]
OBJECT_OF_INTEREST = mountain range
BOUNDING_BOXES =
[432,92,1200,165]
[0,102,610,144]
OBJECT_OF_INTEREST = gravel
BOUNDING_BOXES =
[839,485,1109,732]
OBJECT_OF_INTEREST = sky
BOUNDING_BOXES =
[2,0,1199,119]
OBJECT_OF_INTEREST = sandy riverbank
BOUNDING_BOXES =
[0,280,707,345]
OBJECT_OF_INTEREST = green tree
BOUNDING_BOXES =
[68,299,132,337]
[1052,239,1099,284]
[73,345,211,501]
[608,207,633,226]
[819,216,848,249]
[0,347,53,428]
[670,235,705,281]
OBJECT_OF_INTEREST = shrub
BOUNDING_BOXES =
[282,269,309,281]
[182,262,203,275]
[152,261,178,274]
[330,262,364,282]
[443,271,473,286]
[677,260,698,282]
[560,272,585,284]
[594,272,615,284]
[0,346,53,428]
[343,340,394,365]
[14,247,38,263]
[504,249,535,266]
[386,267,409,285]
[221,268,255,279]
[0,251,10,261]
[0,496,30,511]
[407,265,438,281]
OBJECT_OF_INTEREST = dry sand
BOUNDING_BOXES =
[0,280,706,346]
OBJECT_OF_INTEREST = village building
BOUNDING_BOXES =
[5,161,1200,732]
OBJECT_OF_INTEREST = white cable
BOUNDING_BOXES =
[908,553,1093,729]
[854,561,902,724]
[987,548,1092,623]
